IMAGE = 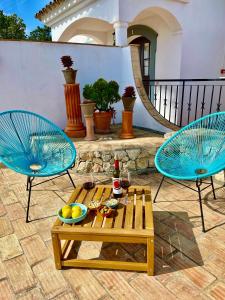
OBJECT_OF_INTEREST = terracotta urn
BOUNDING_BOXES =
[62,69,77,84]
[80,101,96,141]
[122,96,136,111]
[80,101,96,117]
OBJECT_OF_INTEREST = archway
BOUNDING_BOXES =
[69,34,103,45]
[58,17,113,45]
[128,25,158,87]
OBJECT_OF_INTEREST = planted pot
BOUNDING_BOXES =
[94,111,112,134]
[62,69,77,84]
[122,96,136,111]
[80,101,96,117]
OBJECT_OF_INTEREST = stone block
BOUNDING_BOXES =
[92,164,103,173]
[93,158,103,166]
[103,162,112,172]
[114,150,127,160]
[123,161,136,171]
[126,149,141,160]
[102,153,112,162]
[136,157,149,169]
[94,151,101,158]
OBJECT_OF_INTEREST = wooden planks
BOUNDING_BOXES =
[124,188,134,229]
[135,188,143,230]
[144,190,154,230]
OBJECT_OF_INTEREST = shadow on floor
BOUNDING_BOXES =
[62,210,203,275]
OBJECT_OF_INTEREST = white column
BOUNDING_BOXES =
[113,21,128,46]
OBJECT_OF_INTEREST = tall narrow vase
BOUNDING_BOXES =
[64,84,86,138]
[120,111,135,139]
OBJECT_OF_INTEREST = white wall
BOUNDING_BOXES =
[44,0,225,81]
[179,0,225,78]
[0,41,168,132]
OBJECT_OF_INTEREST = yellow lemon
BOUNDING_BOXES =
[62,205,71,213]
[62,206,72,219]
[72,206,82,218]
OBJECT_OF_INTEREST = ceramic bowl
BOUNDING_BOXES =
[58,203,87,224]
[105,198,119,208]
[98,205,113,217]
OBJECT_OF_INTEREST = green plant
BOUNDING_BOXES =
[123,86,136,98]
[83,84,94,100]
[83,78,120,111]
[61,56,74,69]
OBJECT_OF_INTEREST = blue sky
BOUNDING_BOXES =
[0,0,50,32]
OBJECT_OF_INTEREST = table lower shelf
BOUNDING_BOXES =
[62,259,149,273]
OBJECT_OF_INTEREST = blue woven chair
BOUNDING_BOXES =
[0,110,76,222]
[154,112,225,232]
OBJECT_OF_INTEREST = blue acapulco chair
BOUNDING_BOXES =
[154,112,225,232]
[0,110,76,222]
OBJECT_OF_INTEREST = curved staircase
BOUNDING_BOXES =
[130,45,225,131]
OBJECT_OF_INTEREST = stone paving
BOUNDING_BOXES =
[0,167,225,299]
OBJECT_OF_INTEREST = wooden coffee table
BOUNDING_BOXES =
[51,185,154,275]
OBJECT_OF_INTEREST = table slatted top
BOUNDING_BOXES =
[53,185,154,233]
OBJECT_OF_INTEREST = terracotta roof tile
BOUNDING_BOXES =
[35,0,65,20]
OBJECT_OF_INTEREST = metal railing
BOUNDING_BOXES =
[143,78,225,127]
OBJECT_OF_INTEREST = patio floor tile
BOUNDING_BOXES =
[129,273,177,300]
[64,268,107,300]
[0,167,225,299]
[20,234,50,266]
[207,281,225,300]
[3,255,36,294]
[33,258,69,299]
[0,279,15,300]
[0,233,23,261]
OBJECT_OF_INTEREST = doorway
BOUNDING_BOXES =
[130,36,151,94]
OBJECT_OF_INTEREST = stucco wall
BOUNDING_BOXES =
[0,40,168,132]
[48,0,225,79]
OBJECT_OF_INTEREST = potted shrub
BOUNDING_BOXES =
[83,78,120,133]
[81,85,96,117]
[61,55,77,84]
[122,86,136,111]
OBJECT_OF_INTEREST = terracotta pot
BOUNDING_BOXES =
[80,102,96,117]
[94,111,112,134]
[122,96,136,111]
[62,69,77,84]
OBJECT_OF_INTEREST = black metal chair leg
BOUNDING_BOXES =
[26,177,34,223]
[196,180,206,232]
[210,176,216,199]
[66,170,76,188]
[153,176,165,203]
[26,176,29,191]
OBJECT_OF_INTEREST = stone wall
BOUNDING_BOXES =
[75,147,158,174]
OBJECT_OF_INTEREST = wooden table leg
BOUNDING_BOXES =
[52,232,62,270]
[147,237,154,276]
